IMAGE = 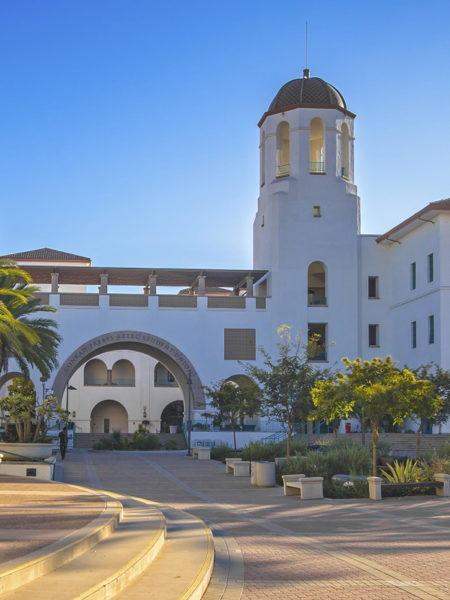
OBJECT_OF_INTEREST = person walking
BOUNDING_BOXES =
[58,426,68,460]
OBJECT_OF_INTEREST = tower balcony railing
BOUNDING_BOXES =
[308,296,327,306]
[310,161,325,174]
[276,163,290,178]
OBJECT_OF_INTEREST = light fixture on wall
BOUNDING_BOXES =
[143,407,147,419]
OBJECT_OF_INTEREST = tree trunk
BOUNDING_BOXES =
[361,408,366,446]
[416,420,424,455]
[371,420,379,477]
[286,427,292,458]
[232,424,237,452]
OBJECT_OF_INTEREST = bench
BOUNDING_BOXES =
[368,473,450,500]
[228,460,250,477]
[193,447,211,460]
[282,474,324,500]
[225,457,242,473]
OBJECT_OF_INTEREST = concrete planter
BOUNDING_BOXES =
[0,442,53,461]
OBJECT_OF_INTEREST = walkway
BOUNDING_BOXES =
[61,449,450,600]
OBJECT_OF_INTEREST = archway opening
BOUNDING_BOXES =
[84,359,107,386]
[111,359,135,386]
[310,117,325,173]
[308,261,327,306]
[90,399,128,434]
[160,400,184,433]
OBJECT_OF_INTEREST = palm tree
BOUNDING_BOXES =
[0,261,61,378]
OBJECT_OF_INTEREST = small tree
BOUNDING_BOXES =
[406,365,444,452]
[0,377,66,443]
[246,326,328,458]
[311,356,431,476]
[203,378,260,451]
[413,364,450,435]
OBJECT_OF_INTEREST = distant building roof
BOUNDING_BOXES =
[377,199,450,244]
[0,248,91,263]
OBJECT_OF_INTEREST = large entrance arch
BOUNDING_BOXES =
[53,331,205,410]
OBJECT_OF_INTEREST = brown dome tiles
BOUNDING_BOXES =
[269,77,346,111]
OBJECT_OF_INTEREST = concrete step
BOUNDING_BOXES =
[0,497,165,600]
[0,489,214,600]
[115,504,213,600]
[0,494,122,596]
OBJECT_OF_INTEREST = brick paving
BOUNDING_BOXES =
[61,450,450,600]
[0,474,105,563]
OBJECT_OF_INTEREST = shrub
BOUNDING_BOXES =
[418,453,450,480]
[211,444,237,462]
[164,438,178,450]
[92,442,104,450]
[435,442,450,459]
[323,479,369,499]
[139,434,160,450]
[380,459,422,483]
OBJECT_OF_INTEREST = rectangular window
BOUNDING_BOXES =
[368,276,379,299]
[308,323,327,361]
[410,262,416,290]
[428,315,435,344]
[313,205,321,217]
[428,253,434,282]
[368,324,379,347]
[224,328,256,360]
[411,321,417,348]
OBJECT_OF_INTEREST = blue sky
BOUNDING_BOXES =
[1,0,450,269]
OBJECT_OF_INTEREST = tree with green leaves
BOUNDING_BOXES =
[203,377,260,451]
[1,377,67,442]
[0,261,61,378]
[311,356,441,476]
[245,325,328,458]
[409,364,447,450]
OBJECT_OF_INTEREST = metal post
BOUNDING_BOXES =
[186,373,192,456]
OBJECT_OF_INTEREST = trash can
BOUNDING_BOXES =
[251,461,276,487]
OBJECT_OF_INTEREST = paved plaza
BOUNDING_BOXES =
[56,449,450,600]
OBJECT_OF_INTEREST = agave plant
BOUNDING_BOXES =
[380,458,422,483]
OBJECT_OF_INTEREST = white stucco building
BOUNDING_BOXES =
[1,69,449,438]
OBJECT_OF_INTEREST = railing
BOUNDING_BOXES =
[310,161,325,173]
[207,296,245,309]
[158,295,197,308]
[308,296,327,306]
[84,378,108,386]
[110,294,148,307]
[60,293,99,306]
[276,163,289,178]
[33,292,50,305]
[111,379,135,387]
[260,421,325,446]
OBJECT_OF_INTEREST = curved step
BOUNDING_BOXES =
[115,504,214,600]
[0,494,122,596]
[0,497,165,600]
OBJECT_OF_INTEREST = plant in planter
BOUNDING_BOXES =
[1,377,67,445]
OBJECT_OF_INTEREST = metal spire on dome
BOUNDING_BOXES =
[303,22,310,79]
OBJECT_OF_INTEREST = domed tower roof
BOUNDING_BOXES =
[259,69,354,127]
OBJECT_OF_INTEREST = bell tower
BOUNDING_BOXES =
[253,70,361,364]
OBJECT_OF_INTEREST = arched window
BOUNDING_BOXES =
[341,123,350,179]
[111,359,135,387]
[260,130,266,186]
[84,359,107,386]
[308,261,327,306]
[154,362,178,387]
[310,118,325,173]
[276,121,290,177]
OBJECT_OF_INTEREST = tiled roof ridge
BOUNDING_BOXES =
[0,247,91,262]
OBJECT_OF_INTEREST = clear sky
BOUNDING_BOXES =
[1,0,449,269]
